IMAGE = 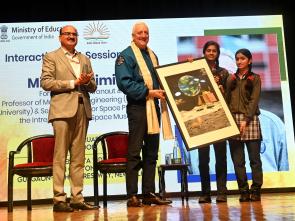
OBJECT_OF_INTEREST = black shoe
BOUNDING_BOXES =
[142,193,172,205]
[250,193,261,201]
[239,192,250,202]
[198,195,211,204]
[250,190,261,201]
[53,202,74,212]
[70,202,99,210]
[127,195,142,207]
[216,194,227,203]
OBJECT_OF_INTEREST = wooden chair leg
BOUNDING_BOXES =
[93,169,99,206]
[161,169,166,200]
[184,167,189,201]
[158,167,163,198]
[180,169,184,202]
[103,173,107,207]
[7,171,13,212]
[27,177,32,210]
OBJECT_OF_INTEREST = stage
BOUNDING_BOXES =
[1,192,295,220]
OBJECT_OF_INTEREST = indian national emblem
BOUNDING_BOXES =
[0,25,8,40]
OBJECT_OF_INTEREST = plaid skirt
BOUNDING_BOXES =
[231,113,262,141]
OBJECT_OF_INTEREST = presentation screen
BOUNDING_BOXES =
[0,15,293,202]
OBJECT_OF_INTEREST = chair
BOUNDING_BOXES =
[92,131,129,207]
[7,134,55,212]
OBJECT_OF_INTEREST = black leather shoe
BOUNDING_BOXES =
[127,195,142,207]
[250,193,261,201]
[70,202,99,210]
[239,192,250,202]
[142,193,172,205]
[53,202,74,212]
[216,194,227,203]
[198,195,212,204]
[250,190,261,201]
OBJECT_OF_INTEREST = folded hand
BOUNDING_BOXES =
[75,72,94,85]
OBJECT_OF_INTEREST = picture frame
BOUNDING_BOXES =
[155,57,240,151]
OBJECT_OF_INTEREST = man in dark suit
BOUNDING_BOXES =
[115,22,172,207]
[41,25,97,212]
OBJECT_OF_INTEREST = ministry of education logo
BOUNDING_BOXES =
[83,22,110,41]
[0,25,8,40]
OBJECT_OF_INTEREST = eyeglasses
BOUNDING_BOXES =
[60,32,78,37]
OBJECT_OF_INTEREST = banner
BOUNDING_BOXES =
[0,15,294,202]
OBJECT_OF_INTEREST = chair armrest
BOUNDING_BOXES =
[92,136,101,163]
[8,150,20,169]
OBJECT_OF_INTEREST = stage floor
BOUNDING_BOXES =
[1,192,295,220]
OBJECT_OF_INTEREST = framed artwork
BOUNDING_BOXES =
[156,58,240,150]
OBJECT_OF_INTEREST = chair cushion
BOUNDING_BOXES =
[32,137,55,162]
[106,135,128,159]
[98,157,127,164]
[97,158,127,173]
[14,162,53,168]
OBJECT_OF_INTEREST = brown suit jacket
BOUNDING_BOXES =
[41,48,97,122]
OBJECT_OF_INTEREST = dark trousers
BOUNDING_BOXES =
[126,104,160,196]
[198,141,227,195]
[229,140,263,192]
